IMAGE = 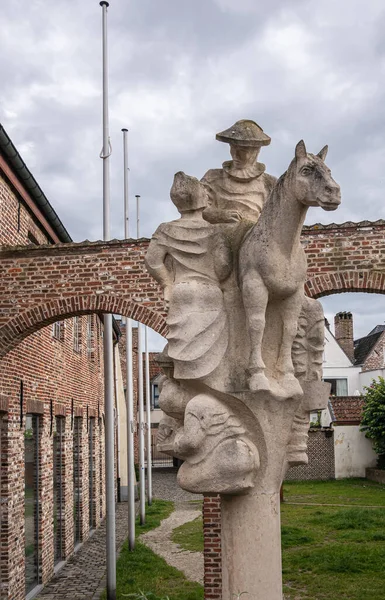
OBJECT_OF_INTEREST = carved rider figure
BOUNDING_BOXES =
[201,119,276,227]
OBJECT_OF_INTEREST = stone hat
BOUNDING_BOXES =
[216,119,271,147]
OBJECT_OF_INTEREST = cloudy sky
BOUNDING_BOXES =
[1,0,385,349]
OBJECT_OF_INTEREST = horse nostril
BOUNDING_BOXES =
[325,185,339,195]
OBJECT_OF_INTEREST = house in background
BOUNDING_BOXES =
[354,324,385,388]
[327,396,377,478]
[323,311,385,395]
[322,312,361,398]
[316,311,383,478]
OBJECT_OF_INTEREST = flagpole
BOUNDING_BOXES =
[99,2,116,598]
[137,322,146,524]
[135,194,146,523]
[122,128,136,550]
[145,327,153,505]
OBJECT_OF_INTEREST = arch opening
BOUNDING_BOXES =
[0,295,167,359]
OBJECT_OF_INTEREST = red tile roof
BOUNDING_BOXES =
[328,396,365,424]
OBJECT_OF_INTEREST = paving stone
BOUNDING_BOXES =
[35,468,198,600]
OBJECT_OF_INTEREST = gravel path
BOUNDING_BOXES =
[140,501,204,585]
[152,467,202,502]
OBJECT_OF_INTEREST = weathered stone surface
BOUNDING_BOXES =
[146,129,342,600]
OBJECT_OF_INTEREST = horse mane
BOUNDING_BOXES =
[266,170,288,206]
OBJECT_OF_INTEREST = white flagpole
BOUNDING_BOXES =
[135,194,140,238]
[136,194,146,523]
[145,326,153,505]
[99,2,116,598]
[137,322,146,524]
[122,128,135,550]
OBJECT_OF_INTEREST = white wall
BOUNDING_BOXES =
[323,327,361,394]
[359,369,385,392]
[334,425,377,478]
[151,408,163,425]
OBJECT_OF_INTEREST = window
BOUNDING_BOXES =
[87,315,94,359]
[27,231,40,246]
[89,418,96,529]
[53,417,65,564]
[0,415,6,594]
[99,416,104,520]
[53,321,63,341]
[73,417,82,544]
[152,383,160,409]
[73,317,81,353]
[323,378,348,396]
[25,414,40,594]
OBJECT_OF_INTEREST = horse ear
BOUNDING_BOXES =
[317,145,328,161]
[295,140,307,160]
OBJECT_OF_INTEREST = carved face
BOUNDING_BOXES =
[293,140,341,211]
[230,145,260,168]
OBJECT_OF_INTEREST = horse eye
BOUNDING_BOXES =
[301,167,312,176]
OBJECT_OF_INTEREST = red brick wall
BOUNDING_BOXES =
[1,221,385,360]
[0,239,166,359]
[0,174,48,247]
[334,312,355,361]
[302,221,385,297]
[0,169,107,599]
[203,495,222,600]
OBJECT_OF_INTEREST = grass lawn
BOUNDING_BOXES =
[172,479,385,600]
[101,499,203,600]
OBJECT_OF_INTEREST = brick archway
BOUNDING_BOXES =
[305,268,385,298]
[1,220,385,358]
[0,239,166,358]
[0,294,167,358]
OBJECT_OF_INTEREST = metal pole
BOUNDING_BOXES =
[145,327,153,505]
[135,194,140,239]
[122,128,136,550]
[137,323,146,524]
[122,128,129,239]
[126,319,136,548]
[99,2,116,598]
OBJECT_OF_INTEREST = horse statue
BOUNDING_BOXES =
[239,140,341,395]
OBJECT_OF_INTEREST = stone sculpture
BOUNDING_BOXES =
[239,140,340,396]
[146,123,341,600]
[175,394,259,494]
[202,119,276,225]
[145,171,232,380]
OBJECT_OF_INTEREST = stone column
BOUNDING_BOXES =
[221,492,282,600]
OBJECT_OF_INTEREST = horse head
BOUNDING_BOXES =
[289,140,341,211]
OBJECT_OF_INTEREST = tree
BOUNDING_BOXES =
[360,377,385,469]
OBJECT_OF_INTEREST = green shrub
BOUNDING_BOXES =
[360,377,385,468]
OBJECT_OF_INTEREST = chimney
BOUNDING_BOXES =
[334,312,354,361]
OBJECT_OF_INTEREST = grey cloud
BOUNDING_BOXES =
[1,0,385,345]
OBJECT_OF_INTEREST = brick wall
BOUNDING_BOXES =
[0,168,109,599]
[285,428,335,481]
[203,495,222,600]
[0,240,167,359]
[302,221,385,297]
[2,222,385,361]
